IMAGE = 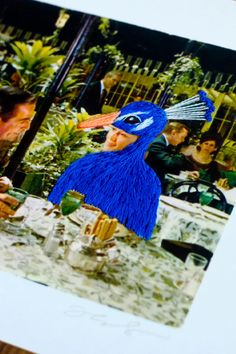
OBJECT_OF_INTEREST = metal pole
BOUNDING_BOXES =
[4,14,97,179]
[75,53,105,109]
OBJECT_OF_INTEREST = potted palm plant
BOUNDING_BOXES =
[8,39,64,93]
[19,103,100,196]
[156,53,204,104]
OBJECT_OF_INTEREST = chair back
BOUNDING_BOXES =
[161,239,213,270]
[170,179,227,212]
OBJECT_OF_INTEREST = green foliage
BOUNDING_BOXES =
[157,53,204,92]
[82,18,124,66]
[0,33,12,57]
[83,44,124,66]
[9,40,64,92]
[98,18,111,38]
[56,65,85,103]
[42,9,70,46]
[21,103,100,195]
[103,44,124,64]
[42,28,61,46]
[98,18,118,38]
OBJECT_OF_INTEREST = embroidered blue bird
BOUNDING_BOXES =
[48,101,167,240]
[48,93,214,240]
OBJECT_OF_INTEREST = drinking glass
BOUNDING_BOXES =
[185,252,208,270]
[60,191,85,216]
[199,191,214,206]
[182,253,208,297]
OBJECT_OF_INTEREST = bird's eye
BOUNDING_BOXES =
[123,116,141,124]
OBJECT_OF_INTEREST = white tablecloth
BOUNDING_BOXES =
[155,196,228,252]
[0,195,228,328]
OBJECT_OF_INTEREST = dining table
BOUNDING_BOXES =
[165,172,236,211]
[0,194,230,328]
[155,195,229,252]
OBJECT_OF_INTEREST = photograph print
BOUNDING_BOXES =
[0,0,236,328]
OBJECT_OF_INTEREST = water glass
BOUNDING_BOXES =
[60,190,85,216]
[185,252,208,270]
[182,253,208,297]
[199,191,214,206]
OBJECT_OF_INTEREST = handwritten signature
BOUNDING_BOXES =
[64,305,170,339]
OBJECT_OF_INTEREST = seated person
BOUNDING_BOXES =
[218,155,236,189]
[145,122,191,189]
[223,155,236,172]
[218,170,236,189]
[48,93,215,239]
[0,86,36,168]
[181,131,222,183]
[48,101,168,240]
[0,176,19,218]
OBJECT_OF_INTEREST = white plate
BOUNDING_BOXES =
[166,173,187,181]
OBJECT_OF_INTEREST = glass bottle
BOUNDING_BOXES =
[44,221,65,257]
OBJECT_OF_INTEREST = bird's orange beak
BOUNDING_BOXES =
[77,111,120,129]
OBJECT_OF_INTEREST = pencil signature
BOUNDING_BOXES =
[64,305,170,339]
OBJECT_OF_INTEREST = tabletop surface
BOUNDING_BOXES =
[0,195,229,328]
[165,173,236,206]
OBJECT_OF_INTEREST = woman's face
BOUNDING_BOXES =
[0,102,35,142]
[200,140,217,154]
[103,126,138,151]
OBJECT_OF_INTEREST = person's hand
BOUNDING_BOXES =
[216,178,230,190]
[0,193,19,218]
[0,176,13,193]
[187,171,200,180]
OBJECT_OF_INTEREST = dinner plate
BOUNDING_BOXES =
[166,173,187,181]
[25,219,54,238]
